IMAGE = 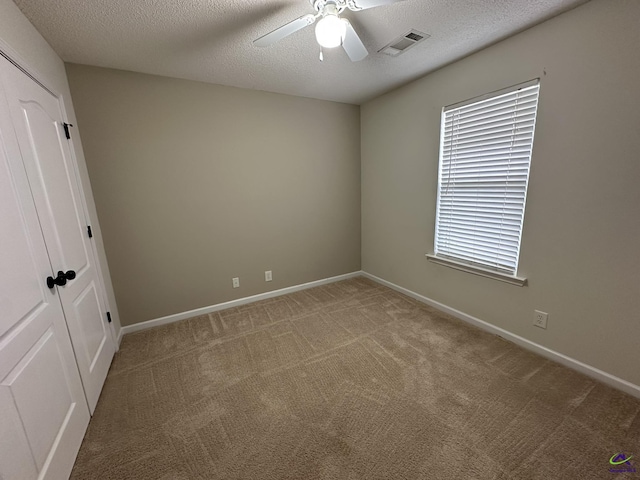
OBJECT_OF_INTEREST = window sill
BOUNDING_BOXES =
[425,254,527,287]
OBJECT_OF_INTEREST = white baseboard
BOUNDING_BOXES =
[361,271,640,399]
[119,271,363,337]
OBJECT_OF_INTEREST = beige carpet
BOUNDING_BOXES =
[71,277,640,479]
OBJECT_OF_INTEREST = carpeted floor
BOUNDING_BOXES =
[71,277,640,479]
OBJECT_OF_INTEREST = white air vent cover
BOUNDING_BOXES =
[378,29,430,56]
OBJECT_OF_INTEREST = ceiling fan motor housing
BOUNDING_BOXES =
[311,0,346,15]
[255,0,379,62]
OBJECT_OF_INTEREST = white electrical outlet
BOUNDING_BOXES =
[265,270,272,282]
[232,277,240,288]
[534,310,548,329]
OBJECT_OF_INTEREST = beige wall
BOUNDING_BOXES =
[0,0,122,336]
[362,0,640,386]
[66,64,361,326]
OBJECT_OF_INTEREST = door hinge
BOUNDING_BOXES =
[87,225,93,238]
[62,122,73,140]
[106,312,112,323]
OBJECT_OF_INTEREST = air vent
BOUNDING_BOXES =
[378,29,430,57]
[405,32,424,42]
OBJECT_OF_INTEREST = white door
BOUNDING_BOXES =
[0,58,115,412]
[0,73,90,479]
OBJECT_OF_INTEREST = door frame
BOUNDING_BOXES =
[0,39,118,350]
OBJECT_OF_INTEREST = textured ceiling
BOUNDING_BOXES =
[14,0,588,104]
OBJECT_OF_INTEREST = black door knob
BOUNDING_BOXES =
[47,273,66,288]
[63,270,76,280]
[46,270,76,289]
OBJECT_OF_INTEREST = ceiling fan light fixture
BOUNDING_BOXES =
[315,14,346,49]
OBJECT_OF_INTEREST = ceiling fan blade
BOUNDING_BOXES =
[342,21,368,62]
[347,0,403,11]
[253,14,317,47]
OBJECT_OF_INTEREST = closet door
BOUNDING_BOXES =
[0,58,115,413]
[0,74,90,480]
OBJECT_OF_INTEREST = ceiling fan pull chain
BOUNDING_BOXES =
[319,48,324,62]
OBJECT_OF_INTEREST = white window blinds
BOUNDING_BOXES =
[434,81,540,276]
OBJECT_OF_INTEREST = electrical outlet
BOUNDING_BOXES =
[265,270,272,282]
[232,277,240,288]
[534,310,548,329]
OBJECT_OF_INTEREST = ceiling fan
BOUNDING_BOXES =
[253,0,403,62]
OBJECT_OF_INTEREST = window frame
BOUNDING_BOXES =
[427,79,540,286]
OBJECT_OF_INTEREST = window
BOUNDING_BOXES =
[428,80,540,285]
